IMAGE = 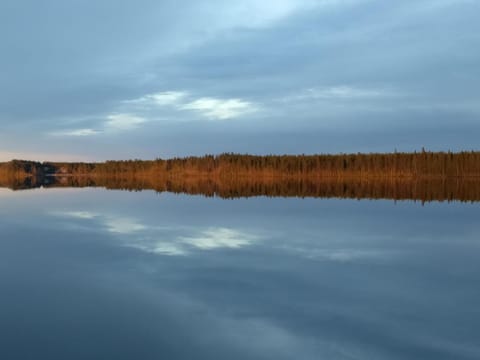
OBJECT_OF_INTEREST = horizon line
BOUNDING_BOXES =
[2,149,480,164]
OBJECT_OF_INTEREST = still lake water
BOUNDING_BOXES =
[0,187,479,360]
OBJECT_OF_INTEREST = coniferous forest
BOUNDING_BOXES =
[1,151,480,178]
[1,151,480,202]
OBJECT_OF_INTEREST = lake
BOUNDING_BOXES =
[0,187,479,359]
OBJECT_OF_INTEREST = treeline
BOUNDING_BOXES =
[0,160,45,178]
[53,151,480,178]
[2,151,480,178]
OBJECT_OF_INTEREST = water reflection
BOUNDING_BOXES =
[1,175,480,202]
[0,189,479,359]
[54,210,260,256]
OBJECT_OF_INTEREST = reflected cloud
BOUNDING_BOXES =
[51,210,259,256]
[104,217,147,234]
[51,209,396,263]
[308,248,396,262]
[281,245,397,263]
[7,186,480,359]
[126,227,259,256]
[180,227,256,250]
[52,210,147,234]
[126,239,188,256]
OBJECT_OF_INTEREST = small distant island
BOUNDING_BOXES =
[1,151,480,202]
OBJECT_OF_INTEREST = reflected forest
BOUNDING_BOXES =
[2,151,480,202]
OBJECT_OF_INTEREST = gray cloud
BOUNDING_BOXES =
[0,0,479,160]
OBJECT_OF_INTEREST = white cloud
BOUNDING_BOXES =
[63,211,98,219]
[279,86,398,105]
[149,91,187,105]
[125,91,257,120]
[181,97,256,120]
[309,86,385,99]
[105,113,146,130]
[127,91,188,106]
[50,128,101,137]
[211,0,362,30]
[48,114,146,138]
[45,91,257,139]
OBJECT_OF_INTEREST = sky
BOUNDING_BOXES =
[0,0,479,161]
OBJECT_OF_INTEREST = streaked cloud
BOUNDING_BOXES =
[63,211,97,219]
[180,98,256,120]
[307,86,390,99]
[126,91,188,106]
[55,209,394,263]
[216,0,317,29]
[131,226,259,255]
[138,242,188,256]
[47,91,258,139]
[283,86,396,102]
[48,114,147,138]
[50,128,101,137]
[306,248,396,262]
[123,91,258,121]
[105,113,147,131]
[180,227,257,250]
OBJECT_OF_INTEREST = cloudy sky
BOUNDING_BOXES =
[0,0,478,161]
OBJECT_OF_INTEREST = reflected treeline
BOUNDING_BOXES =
[0,175,41,190]
[2,175,480,203]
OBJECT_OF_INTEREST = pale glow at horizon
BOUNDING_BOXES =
[0,151,91,162]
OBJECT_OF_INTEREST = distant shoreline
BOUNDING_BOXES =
[1,151,480,202]
[1,151,480,179]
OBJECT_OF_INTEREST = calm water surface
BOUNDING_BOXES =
[0,188,479,359]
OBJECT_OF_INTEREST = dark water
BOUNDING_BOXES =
[0,188,479,359]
